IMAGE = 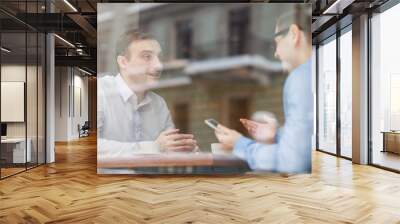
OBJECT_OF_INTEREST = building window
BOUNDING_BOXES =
[228,97,250,135]
[173,103,190,134]
[228,7,250,56]
[175,20,193,59]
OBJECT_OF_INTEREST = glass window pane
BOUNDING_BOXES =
[27,31,38,169]
[318,37,337,154]
[340,29,352,158]
[1,31,27,177]
[312,46,317,150]
[0,0,46,179]
[371,4,400,171]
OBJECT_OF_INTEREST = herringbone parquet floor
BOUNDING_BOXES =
[1,135,400,224]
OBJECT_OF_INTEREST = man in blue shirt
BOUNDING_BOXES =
[214,8,313,173]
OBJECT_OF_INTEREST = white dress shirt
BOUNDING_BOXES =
[97,74,174,161]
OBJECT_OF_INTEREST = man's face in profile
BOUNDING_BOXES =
[274,25,293,72]
[118,39,163,89]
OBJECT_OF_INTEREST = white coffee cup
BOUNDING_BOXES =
[211,143,229,154]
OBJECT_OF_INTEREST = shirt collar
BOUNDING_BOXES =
[115,74,152,108]
[293,57,311,74]
[115,74,134,103]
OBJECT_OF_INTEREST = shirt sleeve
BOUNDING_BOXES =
[233,136,277,171]
[233,71,313,173]
[233,120,311,173]
[97,87,105,138]
[165,110,175,130]
[160,97,175,130]
[275,127,283,142]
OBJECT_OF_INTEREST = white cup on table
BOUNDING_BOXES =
[211,143,229,155]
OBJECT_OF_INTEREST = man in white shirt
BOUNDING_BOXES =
[98,30,197,161]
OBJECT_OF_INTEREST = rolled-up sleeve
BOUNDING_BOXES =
[233,136,277,171]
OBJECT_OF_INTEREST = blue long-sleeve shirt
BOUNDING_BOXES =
[233,59,313,173]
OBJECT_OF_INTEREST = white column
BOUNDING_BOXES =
[46,33,55,163]
[45,0,56,163]
[352,14,369,164]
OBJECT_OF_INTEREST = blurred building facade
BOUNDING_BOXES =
[97,3,307,150]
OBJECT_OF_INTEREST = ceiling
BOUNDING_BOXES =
[0,0,393,74]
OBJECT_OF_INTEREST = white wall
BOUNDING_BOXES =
[55,66,68,141]
[1,65,39,138]
[55,67,89,141]
[71,73,89,138]
[1,65,26,135]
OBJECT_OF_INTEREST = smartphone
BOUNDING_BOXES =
[204,118,219,130]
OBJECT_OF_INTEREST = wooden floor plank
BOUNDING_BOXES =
[0,135,400,223]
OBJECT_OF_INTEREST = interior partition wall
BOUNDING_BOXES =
[0,1,46,179]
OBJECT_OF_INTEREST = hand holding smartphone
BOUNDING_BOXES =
[204,118,219,130]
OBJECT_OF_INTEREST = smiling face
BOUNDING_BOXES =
[117,39,163,91]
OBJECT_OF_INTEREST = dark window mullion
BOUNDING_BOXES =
[36,0,39,167]
[25,0,28,171]
[0,26,2,179]
[336,27,341,157]
[316,44,319,150]
[367,10,373,165]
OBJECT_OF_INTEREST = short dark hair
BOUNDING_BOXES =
[276,5,311,40]
[115,29,154,58]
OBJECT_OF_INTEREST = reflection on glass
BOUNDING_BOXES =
[318,37,337,154]
[96,3,308,174]
[340,29,352,158]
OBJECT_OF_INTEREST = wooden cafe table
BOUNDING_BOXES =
[97,152,251,174]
